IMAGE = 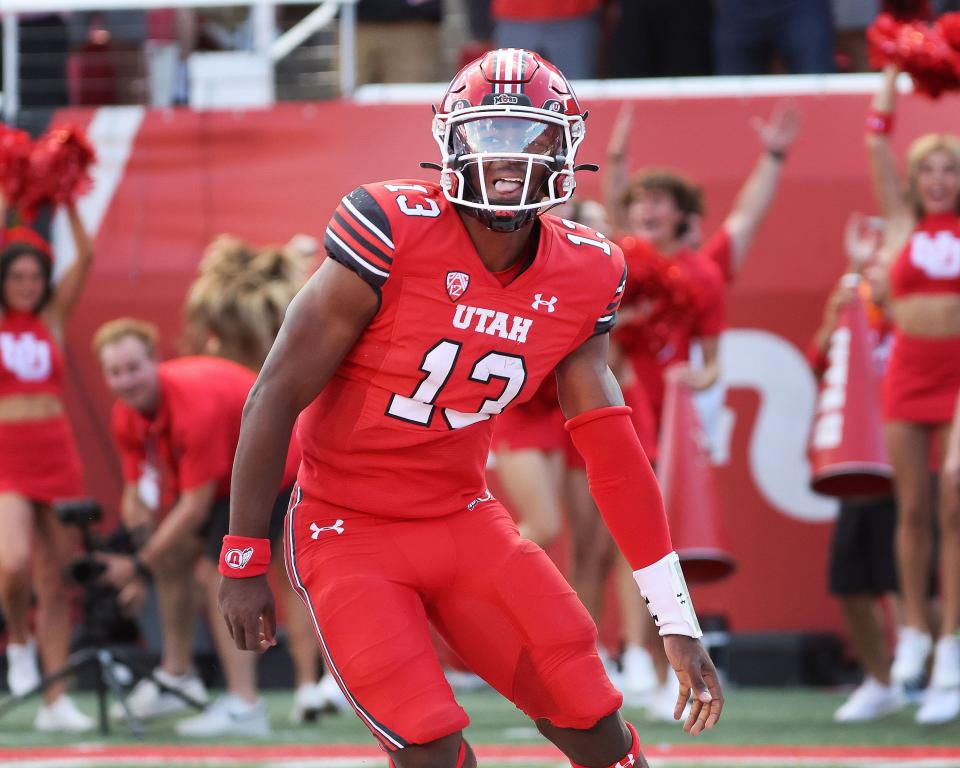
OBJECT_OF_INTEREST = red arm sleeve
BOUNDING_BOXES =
[566,405,673,570]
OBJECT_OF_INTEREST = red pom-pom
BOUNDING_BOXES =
[18,124,96,222]
[0,124,34,209]
[867,12,960,99]
[613,237,698,356]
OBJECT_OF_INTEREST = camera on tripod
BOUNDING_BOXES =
[55,499,139,646]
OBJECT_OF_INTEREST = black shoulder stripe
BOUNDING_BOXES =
[343,187,394,249]
[333,211,393,265]
[324,229,388,289]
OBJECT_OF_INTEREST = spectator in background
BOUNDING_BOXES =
[808,213,906,723]
[601,101,800,716]
[491,0,600,80]
[0,13,70,108]
[93,320,301,736]
[605,0,714,78]
[0,200,95,732]
[713,0,835,75]
[605,101,801,282]
[867,65,960,725]
[356,0,442,86]
[180,235,341,723]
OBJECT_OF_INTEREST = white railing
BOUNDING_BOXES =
[0,0,358,121]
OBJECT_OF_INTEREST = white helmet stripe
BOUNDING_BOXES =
[503,48,514,94]
[516,49,525,93]
[494,49,503,93]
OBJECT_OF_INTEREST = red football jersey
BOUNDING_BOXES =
[300,179,626,517]
[112,356,300,509]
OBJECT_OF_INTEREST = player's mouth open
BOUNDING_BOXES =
[493,177,524,194]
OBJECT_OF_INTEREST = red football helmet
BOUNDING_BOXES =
[431,49,588,232]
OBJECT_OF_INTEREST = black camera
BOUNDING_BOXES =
[55,499,139,646]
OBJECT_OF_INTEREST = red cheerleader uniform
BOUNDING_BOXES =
[883,213,960,424]
[491,377,566,453]
[0,310,84,503]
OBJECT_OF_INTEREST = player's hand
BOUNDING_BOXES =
[663,634,724,736]
[752,101,801,155]
[219,575,277,653]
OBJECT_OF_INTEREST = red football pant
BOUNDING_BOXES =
[283,487,622,749]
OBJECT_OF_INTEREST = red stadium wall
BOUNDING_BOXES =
[54,85,960,638]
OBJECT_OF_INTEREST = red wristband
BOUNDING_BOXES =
[219,535,271,578]
[866,110,893,136]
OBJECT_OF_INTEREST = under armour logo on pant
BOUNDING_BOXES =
[310,520,345,539]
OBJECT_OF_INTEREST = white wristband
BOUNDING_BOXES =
[633,551,702,638]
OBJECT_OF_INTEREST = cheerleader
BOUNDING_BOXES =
[867,65,960,724]
[0,198,95,731]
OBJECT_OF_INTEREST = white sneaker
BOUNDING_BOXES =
[34,695,95,732]
[891,627,932,688]
[916,685,960,725]
[620,645,657,707]
[110,668,208,720]
[6,640,40,696]
[598,647,621,689]
[290,682,325,724]
[175,695,271,737]
[647,675,690,722]
[916,636,960,725]
[316,672,351,713]
[930,636,960,689]
[833,677,905,722]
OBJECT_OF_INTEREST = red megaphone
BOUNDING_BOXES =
[657,378,736,583]
[809,279,893,497]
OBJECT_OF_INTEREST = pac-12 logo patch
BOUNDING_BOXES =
[224,547,254,570]
[446,271,471,302]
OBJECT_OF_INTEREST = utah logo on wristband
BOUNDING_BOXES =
[224,547,254,570]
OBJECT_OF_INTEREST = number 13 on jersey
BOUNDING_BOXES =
[386,339,527,429]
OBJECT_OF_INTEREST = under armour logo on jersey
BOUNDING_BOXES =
[224,547,254,570]
[446,271,471,302]
[616,755,636,768]
[0,332,52,382]
[531,294,557,313]
[310,520,345,539]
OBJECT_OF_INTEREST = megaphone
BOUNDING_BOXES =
[809,277,893,497]
[657,378,736,583]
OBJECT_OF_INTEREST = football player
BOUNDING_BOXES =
[220,49,723,768]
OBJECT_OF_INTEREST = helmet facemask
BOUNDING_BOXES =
[433,102,585,233]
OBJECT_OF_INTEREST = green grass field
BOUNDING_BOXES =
[0,687,957,767]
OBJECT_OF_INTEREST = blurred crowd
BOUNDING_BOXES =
[7,0,960,110]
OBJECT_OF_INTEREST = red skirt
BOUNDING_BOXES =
[0,416,84,504]
[883,333,960,424]
[492,400,567,453]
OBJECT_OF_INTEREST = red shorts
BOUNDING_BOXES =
[491,401,567,453]
[0,416,83,503]
[283,487,621,749]
[883,333,960,424]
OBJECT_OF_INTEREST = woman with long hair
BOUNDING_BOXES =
[0,196,95,731]
[867,65,960,724]
[180,234,334,725]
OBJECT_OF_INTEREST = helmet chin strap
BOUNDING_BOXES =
[461,204,537,233]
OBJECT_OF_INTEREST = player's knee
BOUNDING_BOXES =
[391,733,472,768]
